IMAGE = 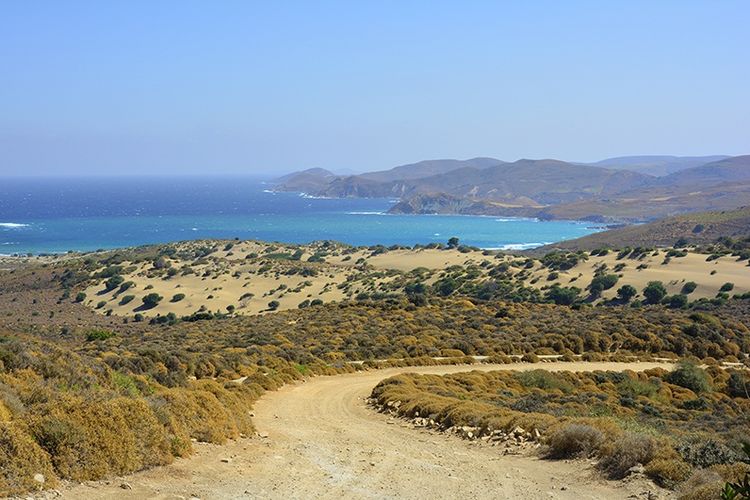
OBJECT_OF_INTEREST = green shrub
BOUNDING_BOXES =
[617,285,637,302]
[119,294,135,305]
[681,282,698,295]
[142,293,163,309]
[85,329,115,341]
[667,360,711,394]
[643,281,667,304]
[171,293,186,303]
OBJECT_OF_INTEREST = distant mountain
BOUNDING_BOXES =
[388,193,540,217]
[357,157,504,183]
[591,155,729,176]
[274,168,339,193]
[274,154,748,222]
[654,155,750,187]
[533,206,750,252]
[318,159,652,206]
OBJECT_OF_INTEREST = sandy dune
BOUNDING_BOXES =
[58,362,672,500]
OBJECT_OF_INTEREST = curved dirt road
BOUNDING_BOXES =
[60,362,672,500]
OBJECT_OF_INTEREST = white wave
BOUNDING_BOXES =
[496,242,551,250]
[0,222,29,228]
[346,211,384,215]
[262,189,276,194]
[298,192,334,199]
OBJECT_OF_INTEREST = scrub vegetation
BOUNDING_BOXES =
[0,237,749,496]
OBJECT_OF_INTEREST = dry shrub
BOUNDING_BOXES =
[678,464,750,500]
[645,458,692,487]
[30,395,170,481]
[109,398,172,469]
[0,422,58,497]
[545,423,604,459]
[677,468,723,500]
[148,386,240,454]
[0,400,11,421]
[190,380,254,436]
[597,432,657,479]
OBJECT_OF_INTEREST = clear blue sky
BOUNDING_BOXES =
[2,1,748,176]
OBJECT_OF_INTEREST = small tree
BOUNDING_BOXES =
[267,300,280,310]
[616,285,637,302]
[104,275,124,292]
[142,293,163,309]
[681,281,697,295]
[643,281,667,304]
[74,292,86,303]
[447,237,460,249]
[545,285,581,306]
[667,294,689,309]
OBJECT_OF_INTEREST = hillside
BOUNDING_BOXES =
[533,207,750,252]
[654,154,750,187]
[541,155,750,222]
[591,155,729,176]
[357,157,504,182]
[323,159,652,207]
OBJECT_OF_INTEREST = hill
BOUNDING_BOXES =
[330,159,652,207]
[275,154,749,222]
[273,168,339,193]
[591,155,729,176]
[655,154,750,187]
[542,156,750,222]
[535,206,750,252]
[357,157,504,183]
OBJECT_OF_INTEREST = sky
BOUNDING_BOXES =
[1,1,749,177]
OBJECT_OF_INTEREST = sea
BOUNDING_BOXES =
[0,176,602,255]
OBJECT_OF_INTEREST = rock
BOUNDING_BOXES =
[628,463,646,475]
[33,473,45,484]
[533,428,541,439]
[221,458,231,463]
[257,431,269,438]
[120,483,132,490]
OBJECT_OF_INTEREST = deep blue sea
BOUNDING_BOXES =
[0,177,601,254]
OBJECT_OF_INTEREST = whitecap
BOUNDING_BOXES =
[346,211,383,215]
[0,222,29,228]
[498,242,550,250]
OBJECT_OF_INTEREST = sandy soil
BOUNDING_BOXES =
[80,240,750,318]
[523,250,750,300]
[365,248,487,271]
[57,362,673,500]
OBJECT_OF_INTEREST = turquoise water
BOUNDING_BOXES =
[0,177,601,254]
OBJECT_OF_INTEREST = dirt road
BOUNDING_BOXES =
[59,362,673,499]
